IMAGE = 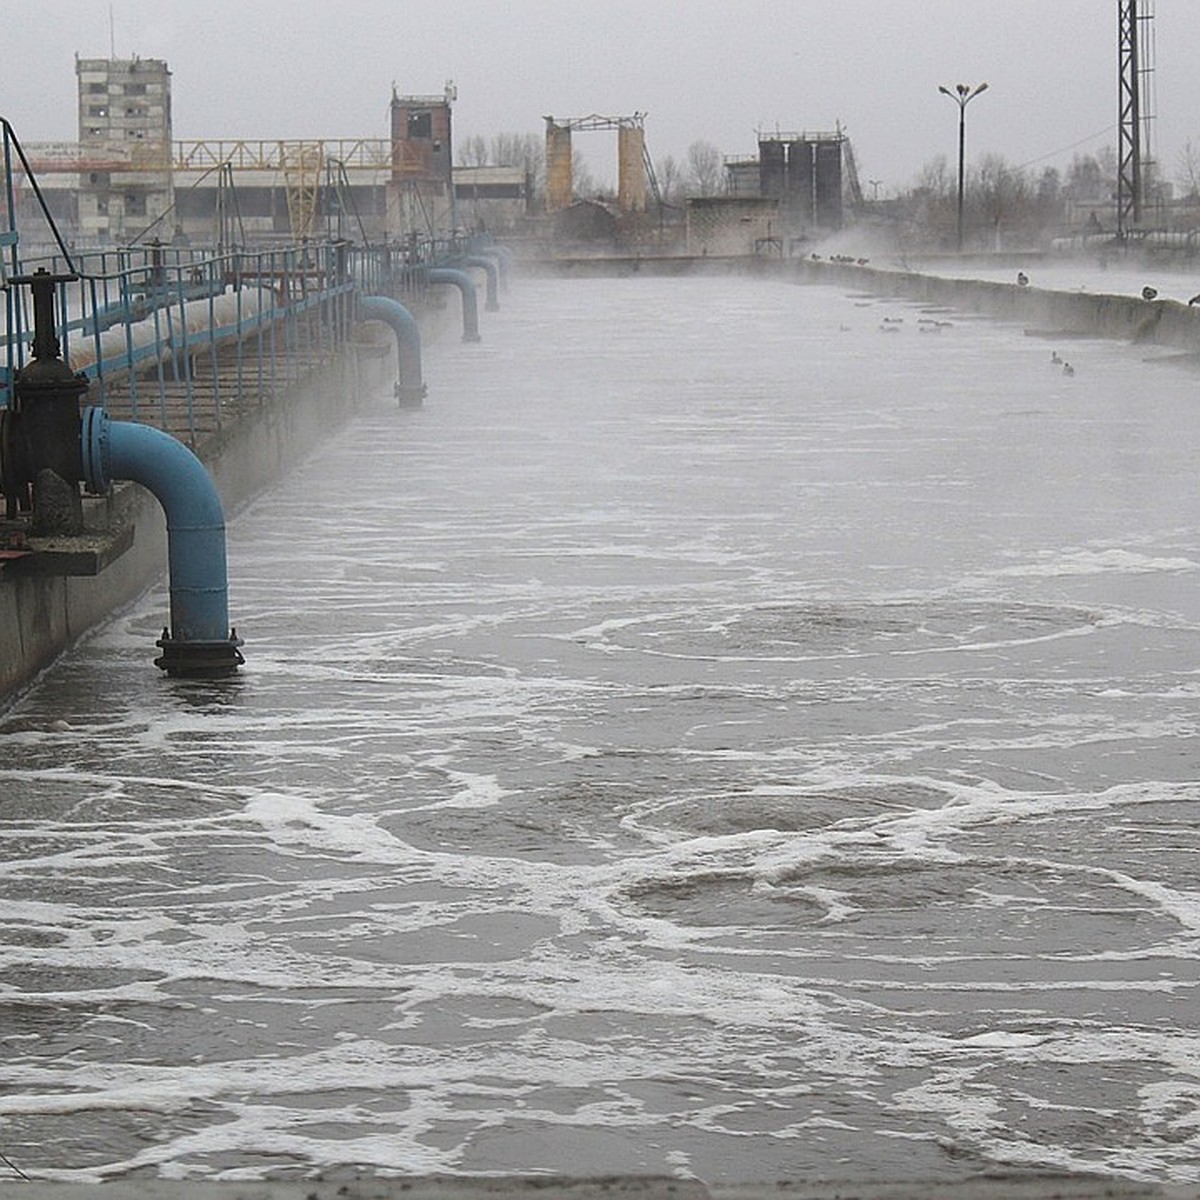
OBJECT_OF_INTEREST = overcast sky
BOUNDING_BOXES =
[3,1,1197,192]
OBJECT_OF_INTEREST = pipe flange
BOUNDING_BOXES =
[155,628,245,678]
[80,406,112,494]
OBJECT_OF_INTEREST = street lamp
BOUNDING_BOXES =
[938,81,988,252]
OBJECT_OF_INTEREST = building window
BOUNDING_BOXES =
[125,194,147,217]
[88,82,106,94]
[408,112,432,139]
[88,105,108,117]
[125,82,147,95]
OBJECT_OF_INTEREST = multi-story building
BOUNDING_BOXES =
[75,55,173,242]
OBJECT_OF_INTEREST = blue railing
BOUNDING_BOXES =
[2,116,492,444]
[2,241,360,443]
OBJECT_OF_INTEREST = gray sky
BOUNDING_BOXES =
[3,1,1197,192]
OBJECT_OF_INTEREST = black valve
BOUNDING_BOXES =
[0,268,90,531]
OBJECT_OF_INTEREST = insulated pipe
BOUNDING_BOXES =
[70,287,276,376]
[455,256,500,311]
[81,406,244,677]
[428,267,482,343]
[359,294,426,407]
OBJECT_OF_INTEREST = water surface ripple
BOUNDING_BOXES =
[2,275,1199,1186]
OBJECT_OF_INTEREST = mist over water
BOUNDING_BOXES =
[2,274,1199,1185]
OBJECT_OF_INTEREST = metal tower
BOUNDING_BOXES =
[1117,0,1155,237]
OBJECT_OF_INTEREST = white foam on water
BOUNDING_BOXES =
[3,275,1200,1183]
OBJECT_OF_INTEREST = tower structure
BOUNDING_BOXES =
[542,114,649,214]
[757,131,845,231]
[1117,0,1155,237]
[75,55,173,242]
[388,83,456,238]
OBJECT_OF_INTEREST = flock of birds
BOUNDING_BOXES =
[865,315,955,335]
[833,265,1200,379]
[858,305,1079,375]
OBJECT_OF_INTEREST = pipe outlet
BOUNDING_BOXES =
[360,294,426,407]
[455,256,500,311]
[81,406,243,677]
[429,268,482,343]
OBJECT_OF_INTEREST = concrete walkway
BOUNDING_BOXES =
[6,1173,1199,1200]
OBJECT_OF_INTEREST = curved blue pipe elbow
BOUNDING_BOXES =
[81,407,243,676]
[429,267,482,343]
[360,294,426,406]
[456,256,500,311]
[479,245,513,293]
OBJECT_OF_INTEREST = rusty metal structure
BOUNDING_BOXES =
[1117,0,1155,237]
[757,130,847,231]
[390,84,457,238]
[543,114,649,213]
[283,142,324,240]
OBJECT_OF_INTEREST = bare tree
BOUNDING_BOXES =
[1177,140,1200,200]
[915,154,952,198]
[456,135,489,167]
[572,149,597,200]
[655,153,682,206]
[491,132,546,200]
[686,140,723,197]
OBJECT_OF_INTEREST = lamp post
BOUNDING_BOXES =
[938,81,988,252]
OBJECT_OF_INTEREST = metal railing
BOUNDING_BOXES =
[3,118,479,445]
[2,238,358,445]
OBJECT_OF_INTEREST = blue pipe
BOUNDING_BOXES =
[455,256,500,311]
[81,406,243,677]
[428,267,482,343]
[477,243,516,292]
[360,294,426,406]
[482,245,514,293]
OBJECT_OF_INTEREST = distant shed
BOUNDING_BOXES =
[685,196,780,256]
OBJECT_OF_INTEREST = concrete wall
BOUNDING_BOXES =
[0,340,392,700]
[791,259,1200,350]
[685,198,781,256]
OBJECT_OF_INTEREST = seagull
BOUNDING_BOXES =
[1017,271,1029,286]
[1063,362,1075,376]
[1142,285,1158,301]
[1051,351,1062,364]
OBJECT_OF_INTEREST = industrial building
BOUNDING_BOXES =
[683,130,855,255]
[17,66,528,248]
[75,55,174,242]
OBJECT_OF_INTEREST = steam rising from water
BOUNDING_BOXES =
[1,274,1199,1185]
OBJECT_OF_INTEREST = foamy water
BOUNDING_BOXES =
[1,273,1199,1186]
